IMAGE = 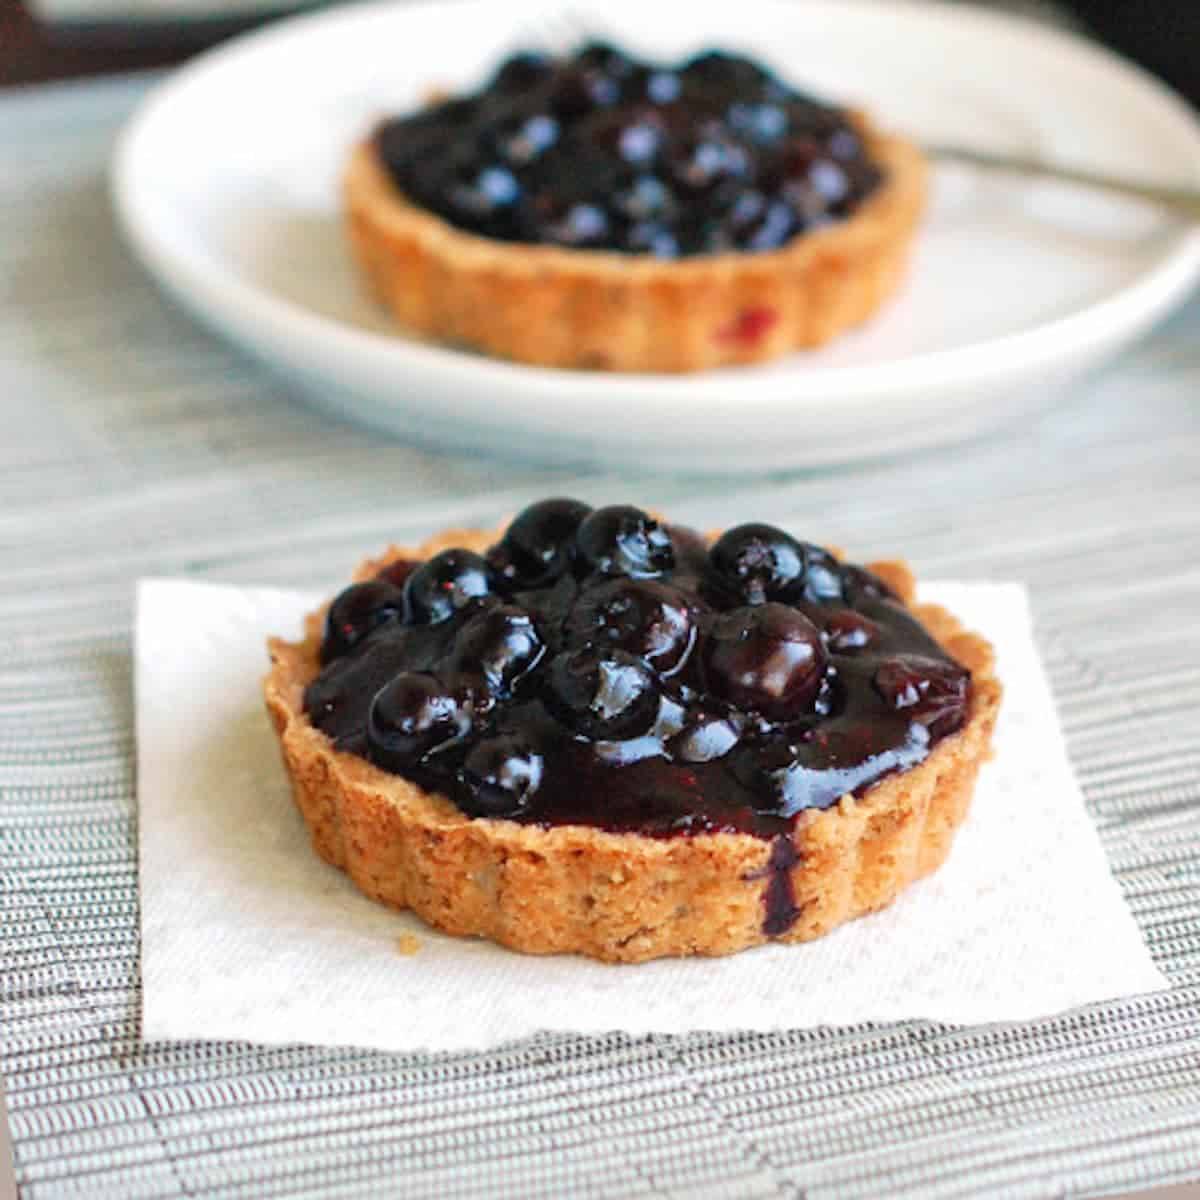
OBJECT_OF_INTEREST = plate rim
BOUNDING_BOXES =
[112,0,1200,408]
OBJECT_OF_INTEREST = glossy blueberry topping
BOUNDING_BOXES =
[304,506,972,839]
[703,603,827,720]
[403,549,496,625]
[575,504,675,579]
[487,496,592,588]
[841,563,898,605]
[460,733,544,818]
[666,708,742,763]
[374,43,884,257]
[566,578,697,676]
[489,50,555,95]
[367,672,469,770]
[708,522,804,606]
[873,655,970,739]
[545,646,661,741]
[823,609,879,653]
[800,544,846,603]
[733,723,930,818]
[680,49,782,100]
[321,580,405,665]
[449,604,545,694]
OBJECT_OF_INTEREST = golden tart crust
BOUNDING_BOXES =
[263,526,1001,964]
[344,115,927,373]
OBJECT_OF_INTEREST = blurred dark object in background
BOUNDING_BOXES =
[1063,0,1199,109]
[0,0,269,85]
[0,0,1197,108]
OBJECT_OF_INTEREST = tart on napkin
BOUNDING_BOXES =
[345,42,927,371]
[264,502,1001,963]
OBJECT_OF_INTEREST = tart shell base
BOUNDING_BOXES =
[343,120,928,373]
[263,528,1001,963]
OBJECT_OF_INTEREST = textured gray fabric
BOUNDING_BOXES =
[2,74,1199,1200]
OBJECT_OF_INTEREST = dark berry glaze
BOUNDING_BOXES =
[303,501,971,840]
[373,43,884,258]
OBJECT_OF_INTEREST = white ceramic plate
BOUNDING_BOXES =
[113,0,1200,472]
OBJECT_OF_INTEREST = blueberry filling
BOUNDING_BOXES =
[374,43,884,257]
[303,501,971,838]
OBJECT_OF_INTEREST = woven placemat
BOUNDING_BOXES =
[1,75,1198,1199]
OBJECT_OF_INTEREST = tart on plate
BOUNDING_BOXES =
[346,43,927,372]
[264,501,1000,963]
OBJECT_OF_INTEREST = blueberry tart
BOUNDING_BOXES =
[345,43,927,371]
[264,502,1000,962]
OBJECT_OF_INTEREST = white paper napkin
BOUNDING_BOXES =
[136,578,1166,1053]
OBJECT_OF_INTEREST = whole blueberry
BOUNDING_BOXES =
[703,603,828,720]
[490,110,561,167]
[680,50,779,99]
[488,497,592,588]
[583,106,667,167]
[547,66,621,117]
[708,522,804,606]
[645,69,682,104]
[799,544,843,603]
[727,101,789,144]
[445,162,524,238]
[725,188,768,237]
[367,673,469,769]
[489,51,555,94]
[626,220,681,258]
[375,106,472,175]
[613,174,678,223]
[873,656,969,738]
[669,129,750,196]
[666,709,742,763]
[709,525,841,604]
[566,578,696,676]
[575,41,637,81]
[459,734,545,818]
[575,505,675,579]
[539,200,612,248]
[403,549,497,625]
[739,198,800,252]
[808,158,850,205]
[449,604,544,694]
[321,580,404,664]
[303,652,360,736]
[827,125,863,161]
[543,646,660,740]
